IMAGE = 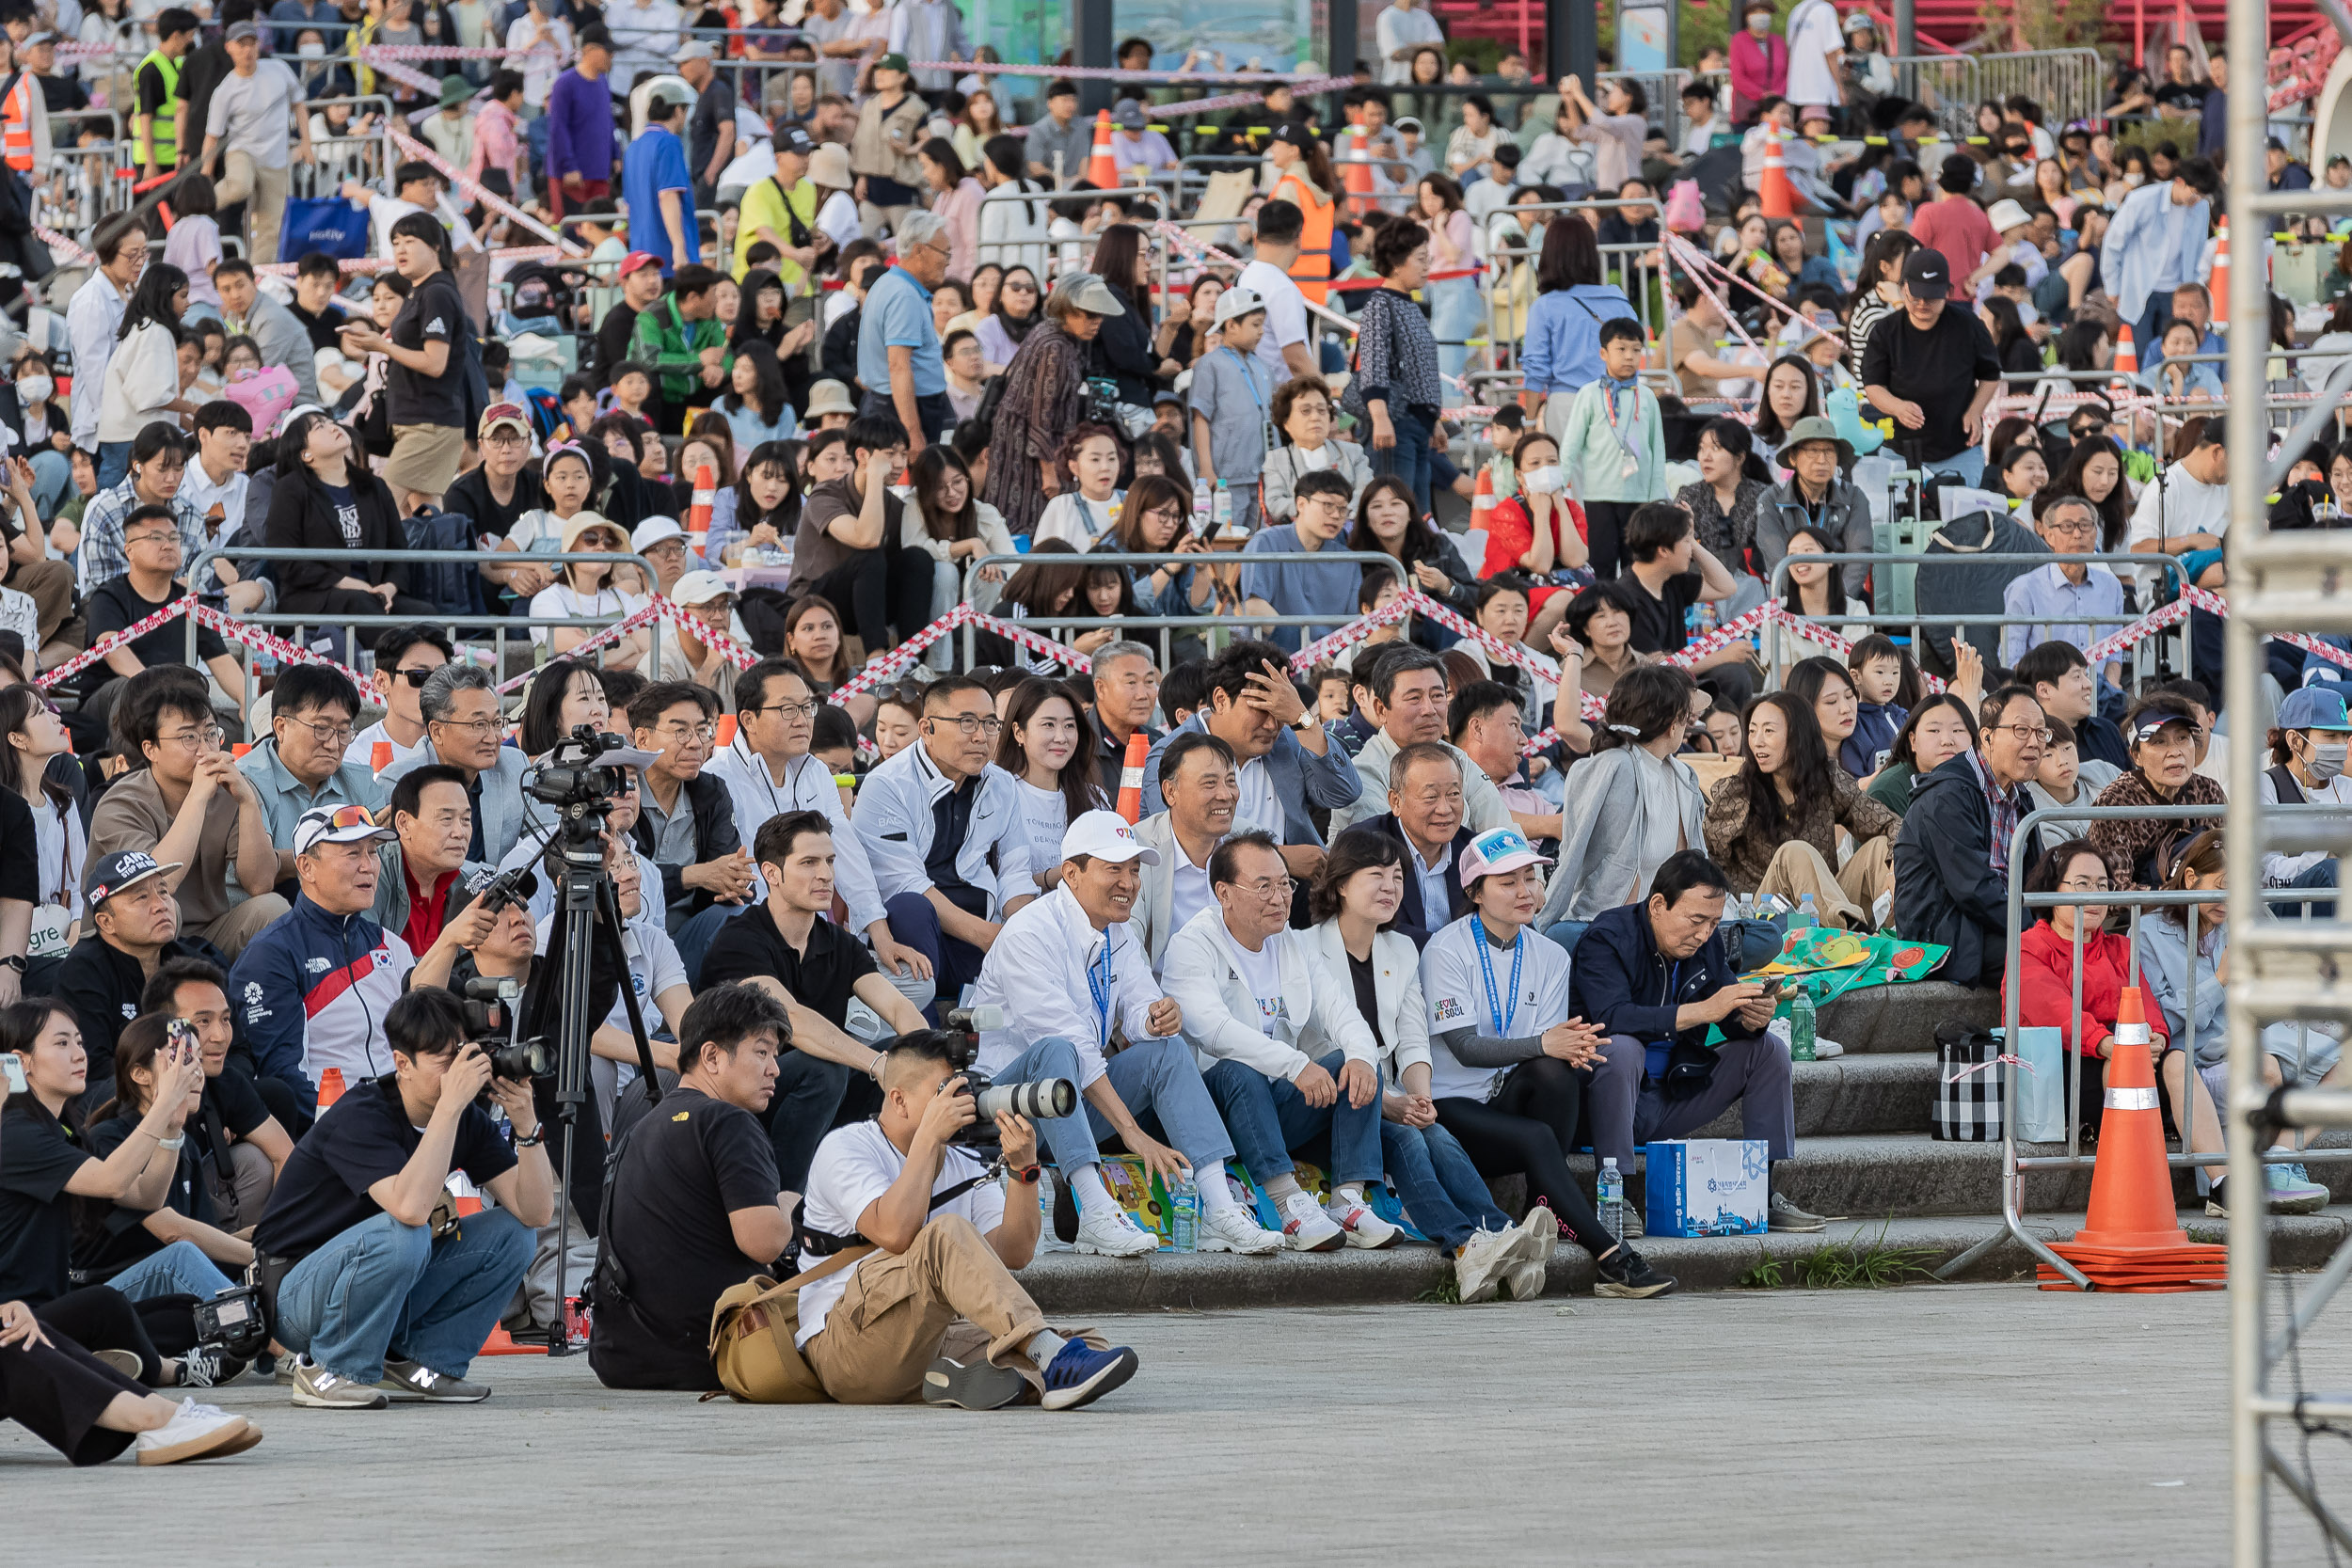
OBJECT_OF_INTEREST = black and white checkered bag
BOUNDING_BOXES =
[1933,1028,2006,1143]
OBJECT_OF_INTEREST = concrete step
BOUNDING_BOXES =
[1687,1051,1938,1141]
[1814,982,2001,1055]
[1021,1207,2352,1311]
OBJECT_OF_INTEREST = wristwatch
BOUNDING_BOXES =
[1292,714,1320,734]
[515,1127,547,1148]
[1010,1164,1041,1186]
[0,955,24,974]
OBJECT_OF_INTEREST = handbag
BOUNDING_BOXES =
[2007,1024,2069,1144]
[1932,1023,2005,1143]
[705,1245,873,1404]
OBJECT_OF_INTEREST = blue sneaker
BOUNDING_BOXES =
[1040,1341,1139,1411]
[2269,1162,2331,1215]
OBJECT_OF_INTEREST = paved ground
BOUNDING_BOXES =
[12,1283,2352,1565]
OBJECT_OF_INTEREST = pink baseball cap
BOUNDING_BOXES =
[1457,826,1551,889]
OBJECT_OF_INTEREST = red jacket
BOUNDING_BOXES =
[2005,922,2170,1059]
[1729,33,1788,121]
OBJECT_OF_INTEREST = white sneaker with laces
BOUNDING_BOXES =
[1454,1226,1518,1304]
[1502,1204,1560,1300]
[1278,1191,1345,1251]
[1073,1208,1162,1258]
[1197,1201,1284,1255]
[1323,1196,1402,1249]
[135,1400,261,1465]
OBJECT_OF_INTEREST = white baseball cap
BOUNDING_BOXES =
[294,803,395,856]
[671,569,734,606]
[1213,286,1266,327]
[1060,808,1161,866]
[631,515,686,551]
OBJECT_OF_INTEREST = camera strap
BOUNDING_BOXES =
[796,1169,997,1257]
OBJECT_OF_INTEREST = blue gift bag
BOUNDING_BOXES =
[276,198,370,262]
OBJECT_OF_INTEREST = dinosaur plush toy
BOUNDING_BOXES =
[1825,384,1884,456]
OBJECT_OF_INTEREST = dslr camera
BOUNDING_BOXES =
[525,725,636,813]
[939,1006,1076,1150]
[460,974,552,1082]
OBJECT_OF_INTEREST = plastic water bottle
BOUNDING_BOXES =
[1790,893,1819,932]
[1597,1158,1625,1243]
[1213,479,1232,531]
[1789,987,1818,1063]
[1193,473,1213,527]
[1168,1172,1200,1253]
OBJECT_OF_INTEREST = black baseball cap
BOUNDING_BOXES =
[1901,248,1951,300]
[86,848,182,907]
[1269,121,1316,150]
[777,126,815,158]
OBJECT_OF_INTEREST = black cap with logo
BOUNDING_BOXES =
[1900,248,1951,300]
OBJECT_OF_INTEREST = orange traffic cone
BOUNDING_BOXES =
[1115,731,1149,822]
[1471,464,1495,521]
[1088,108,1117,188]
[689,463,716,547]
[316,1067,345,1108]
[1343,125,1375,217]
[715,713,738,749]
[453,1177,552,1354]
[370,740,393,773]
[1758,125,1796,219]
[2208,215,2230,310]
[231,742,250,757]
[2112,322,2138,377]
[2039,987,2228,1292]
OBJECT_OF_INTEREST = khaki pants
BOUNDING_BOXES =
[803,1214,1076,1405]
[200,1139,276,1232]
[194,892,291,961]
[856,199,916,242]
[3,557,83,665]
[216,151,293,266]
[1752,836,1895,930]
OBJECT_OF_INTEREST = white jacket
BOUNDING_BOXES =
[968,883,1163,1088]
[851,737,1038,916]
[1303,917,1431,1085]
[1161,907,1376,1082]
[703,736,885,932]
[97,320,182,444]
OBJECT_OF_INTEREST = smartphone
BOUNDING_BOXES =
[1,1053,24,1093]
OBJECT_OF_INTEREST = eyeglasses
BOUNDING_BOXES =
[431,714,504,736]
[929,713,1004,736]
[2058,877,2113,893]
[748,698,818,721]
[123,530,179,547]
[160,724,226,748]
[1236,875,1296,898]
[281,715,357,746]
[658,720,719,741]
[1993,723,2055,745]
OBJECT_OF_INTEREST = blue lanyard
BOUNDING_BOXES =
[1086,938,1113,1050]
[1223,345,1266,413]
[1475,928,1525,1037]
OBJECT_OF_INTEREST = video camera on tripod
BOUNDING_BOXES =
[939,1005,1076,1150]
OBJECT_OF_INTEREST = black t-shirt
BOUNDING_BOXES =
[2153,78,2211,114]
[446,464,544,546]
[688,75,736,184]
[589,1086,780,1390]
[388,271,468,429]
[1620,568,1703,656]
[75,1113,210,1277]
[37,73,89,114]
[596,300,640,388]
[82,574,229,696]
[699,910,877,1031]
[0,1099,88,1306]
[1859,305,2003,463]
[0,788,32,906]
[1347,949,1386,1053]
[251,1076,516,1262]
[289,298,351,354]
[188,1060,273,1172]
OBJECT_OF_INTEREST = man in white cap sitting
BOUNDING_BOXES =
[966,810,1284,1259]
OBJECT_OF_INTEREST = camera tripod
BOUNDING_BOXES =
[513,798,664,1357]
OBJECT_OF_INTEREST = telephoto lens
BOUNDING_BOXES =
[973,1078,1077,1123]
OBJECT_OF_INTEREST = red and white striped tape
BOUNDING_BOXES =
[387,127,582,257]
[35,592,196,689]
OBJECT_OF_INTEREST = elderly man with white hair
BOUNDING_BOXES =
[856,208,957,451]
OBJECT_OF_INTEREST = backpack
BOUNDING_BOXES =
[402,506,488,616]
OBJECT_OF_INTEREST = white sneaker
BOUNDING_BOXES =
[1197,1201,1284,1255]
[1454,1226,1518,1304]
[135,1399,262,1465]
[1813,1036,1846,1059]
[1073,1208,1162,1259]
[1324,1196,1403,1249]
[1502,1204,1560,1300]
[1277,1191,1345,1252]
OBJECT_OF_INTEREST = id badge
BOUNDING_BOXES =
[1620,454,1640,481]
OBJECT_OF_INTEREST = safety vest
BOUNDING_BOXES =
[135,48,181,167]
[0,73,34,175]
[1275,171,1334,307]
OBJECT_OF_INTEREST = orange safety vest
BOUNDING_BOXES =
[1,72,35,175]
[1274,171,1333,307]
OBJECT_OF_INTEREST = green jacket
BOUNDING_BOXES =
[631,296,727,406]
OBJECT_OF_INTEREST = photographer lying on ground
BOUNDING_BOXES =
[796,1027,1140,1410]
[250,987,551,1410]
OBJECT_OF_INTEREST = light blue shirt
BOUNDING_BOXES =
[857,265,946,400]
[2099,182,2211,325]
[1998,561,2130,666]
[722,397,796,456]
[236,739,385,847]
[1518,282,1638,395]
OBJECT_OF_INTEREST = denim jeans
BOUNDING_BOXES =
[1379,1119,1511,1251]
[26,448,68,522]
[95,439,132,493]
[988,1035,1237,1172]
[2278,858,2340,920]
[886,891,988,1023]
[1427,275,1480,384]
[1541,920,1590,960]
[104,1239,235,1304]
[673,900,749,989]
[1923,446,1986,491]
[1202,1050,1382,1188]
[275,1207,534,1383]
[1373,404,1435,517]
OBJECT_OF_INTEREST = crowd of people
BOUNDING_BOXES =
[0,0,2342,1465]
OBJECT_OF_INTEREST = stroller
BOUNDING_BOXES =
[497,260,598,383]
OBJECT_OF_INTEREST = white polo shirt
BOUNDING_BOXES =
[1419,914,1573,1101]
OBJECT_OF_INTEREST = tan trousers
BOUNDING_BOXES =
[1752,836,1895,930]
[3,557,83,664]
[215,150,293,266]
[802,1214,1065,1405]
[200,1139,276,1233]
[193,892,291,961]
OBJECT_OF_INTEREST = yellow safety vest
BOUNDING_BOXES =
[135,48,181,167]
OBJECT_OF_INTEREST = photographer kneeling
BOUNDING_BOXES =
[797,1029,1140,1410]
[251,989,552,1410]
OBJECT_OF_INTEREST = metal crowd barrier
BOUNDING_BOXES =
[1985,801,2352,1290]
[959,547,1401,669]
[186,546,666,732]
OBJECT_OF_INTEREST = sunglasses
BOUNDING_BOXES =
[394,666,440,687]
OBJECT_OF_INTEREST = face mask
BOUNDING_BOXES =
[2312,741,2348,784]
[297,40,325,55]
[2123,171,2145,186]
[1747,13,1770,30]
[16,373,49,404]
[1521,464,1565,495]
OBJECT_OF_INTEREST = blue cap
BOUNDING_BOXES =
[2278,685,2352,733]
